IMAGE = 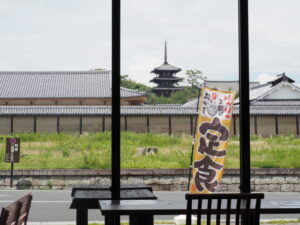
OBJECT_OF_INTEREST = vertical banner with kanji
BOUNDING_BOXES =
[189,87,236,193]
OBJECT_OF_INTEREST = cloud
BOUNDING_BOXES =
[255,73,276,84]
[0,0,299,85]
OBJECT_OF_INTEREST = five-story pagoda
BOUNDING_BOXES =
[150,41,183,97]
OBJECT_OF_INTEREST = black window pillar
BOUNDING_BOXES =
[111,0,121,204]
[238,0,251,193]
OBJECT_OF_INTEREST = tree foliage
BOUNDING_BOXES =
[145,86,199,105]
[121,75,151,92]
[185,69,206,87]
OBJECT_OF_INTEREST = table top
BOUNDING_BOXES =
[71,184,152,196]
[70,184,157,209]
[73,189,157,200]
[99,199,300,216]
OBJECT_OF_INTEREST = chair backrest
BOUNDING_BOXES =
[186,193,264,225]
[0,193,33,225]
[1,200,23,225]
[0,208,8,225]
[17,193,33,225]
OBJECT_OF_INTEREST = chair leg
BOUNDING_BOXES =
[186,214,191,225]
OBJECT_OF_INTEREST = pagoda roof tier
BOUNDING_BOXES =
[151,62,181,73]
[150,77,183,82]
[152,87,184,91]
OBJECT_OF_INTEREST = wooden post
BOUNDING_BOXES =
[34,116,37,133]
[254,116,258,135]
[124,116,128,131]
[233,116,237,136]
[296,116,299,136]
[10,116,13,134]
[275,116,279,135]
[79,116,83,135]
[57,116,60,134]
[102,116,105,132]
[168,116,172,136]
[146,116,150,133]
[10,162,14,188]
[190,116,193,136]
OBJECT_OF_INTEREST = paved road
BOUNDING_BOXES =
[0,190,299,223]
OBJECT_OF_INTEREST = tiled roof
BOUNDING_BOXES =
[123,106,196,115]
[268,74,295,86]
[152,87,184,90]
[252,100,300,106]
[0,106,197,116]
[151,77,183,81]
[235,74,300,103]
[233,105,300,115]
[1,104,299,116]
[183,98,300,115]
[0,71,146,99]
[182,98,198,107]
[151,63,181,73]
[234,81,300,104]
[248,83,273,101]
[239,100,300,115]
[184,83,286,106]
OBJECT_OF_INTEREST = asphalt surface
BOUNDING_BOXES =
[0,190,299,223]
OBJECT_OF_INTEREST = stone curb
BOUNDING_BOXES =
[1,168,300,176]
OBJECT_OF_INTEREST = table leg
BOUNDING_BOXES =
[105,216,119,225]
[76,208,88,225]
[129,215,153,225]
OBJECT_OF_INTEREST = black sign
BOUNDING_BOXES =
[5,138,20,163]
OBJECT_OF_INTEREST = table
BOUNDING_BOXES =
[99,199,300,225]
[70,184,157,225]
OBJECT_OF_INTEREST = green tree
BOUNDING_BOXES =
[120,74,201,105]
[121,75,151,92]
[185,69,206,87]
[145,86,200,105]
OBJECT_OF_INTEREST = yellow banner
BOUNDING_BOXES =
[189,87,236,193]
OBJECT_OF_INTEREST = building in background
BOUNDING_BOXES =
[0,71,146,106]
[184,74,300,136]
[0,72,299,136]
[204,80,260,91]
[150,41,183,97]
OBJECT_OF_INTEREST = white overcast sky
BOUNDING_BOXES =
[0,0,300,86]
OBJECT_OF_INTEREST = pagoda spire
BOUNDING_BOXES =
[164,40,168,64]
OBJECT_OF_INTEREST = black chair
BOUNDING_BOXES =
[0,200,22,225]
[0,192,33,225]
[17,193,33,225]
[186,193,264,225]
[0,208,8,225]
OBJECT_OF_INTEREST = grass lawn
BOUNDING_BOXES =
[0,132,299,170]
